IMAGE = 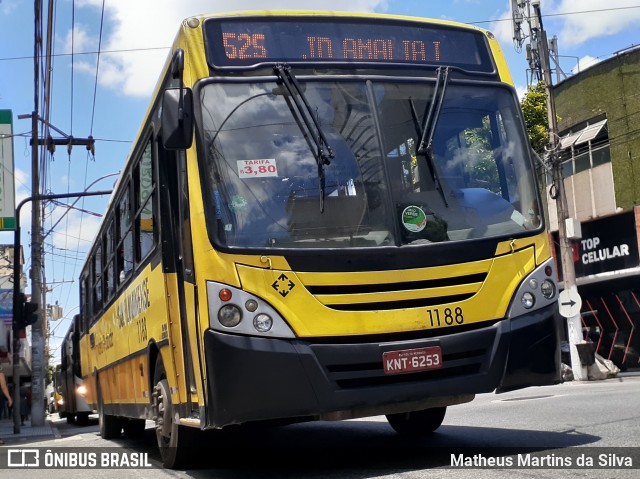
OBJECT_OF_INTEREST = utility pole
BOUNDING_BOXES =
[512,0,586,379]
[29,0,45,427]
[530,0,586,380]
[512,0,567,87]
[29,106,46,427]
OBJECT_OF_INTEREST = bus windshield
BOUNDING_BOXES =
[200,79,541,249]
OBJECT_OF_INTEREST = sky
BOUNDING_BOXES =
[1,0,639,361]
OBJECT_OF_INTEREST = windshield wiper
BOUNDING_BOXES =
[274,64,335,212]
[410,66,450,207]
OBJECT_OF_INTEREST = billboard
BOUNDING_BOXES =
[553,211,640,280]
[0,110,16,230]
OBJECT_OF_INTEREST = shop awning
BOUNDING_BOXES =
[559,119,608,149]
[560,130,582,149]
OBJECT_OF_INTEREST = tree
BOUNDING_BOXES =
[46,365,55,387]
[521,81,549,155]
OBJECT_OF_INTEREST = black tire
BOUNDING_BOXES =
[123,418,146,438]
[386,406,447,436]
[66,414,76,424]
[76,412,90,426]
[97,377,122,439]
[153,357,194,469]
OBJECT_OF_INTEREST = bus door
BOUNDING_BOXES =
[157,140,199,417]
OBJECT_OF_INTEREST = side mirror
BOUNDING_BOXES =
[161,87,194,150]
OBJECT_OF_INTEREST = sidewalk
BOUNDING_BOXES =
[0,415,60,444]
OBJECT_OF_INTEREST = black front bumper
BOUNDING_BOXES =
[204,303,562,428]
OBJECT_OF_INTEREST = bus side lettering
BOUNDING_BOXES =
[136,317,148,343]
[114,278,150,328]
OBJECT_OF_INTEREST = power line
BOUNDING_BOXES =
[89,0,106,136]
[0,130,33,139]
[70,0,75,136]
[90,137,132,143]
[0,46,171,62]
[468,5,640,25]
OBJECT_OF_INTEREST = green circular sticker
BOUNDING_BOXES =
[401,205,427,233]
[230,195,248,211]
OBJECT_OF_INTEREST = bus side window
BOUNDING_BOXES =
[93,244,103,312]
[80,276,91,331]
[136,141,156,262]
[105,220,116,298]
[117,180,134,283]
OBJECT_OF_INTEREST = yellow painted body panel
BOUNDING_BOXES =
[235,243,538,338]
[81,262,177,406]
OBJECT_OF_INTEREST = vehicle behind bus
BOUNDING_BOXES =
[59,315,94,424]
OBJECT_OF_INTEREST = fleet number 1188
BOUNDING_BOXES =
[427,307,464,327]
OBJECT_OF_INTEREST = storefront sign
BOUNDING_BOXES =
[554,212,640,279]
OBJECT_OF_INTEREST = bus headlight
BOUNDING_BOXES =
[218,304,242,328]
[541,280,555,299]
[521,292,535,309]
[76,385,87,396]
[253,313,273,333]
[207,281,295,338]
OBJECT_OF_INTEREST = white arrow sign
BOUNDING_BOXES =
[558,289,582,318]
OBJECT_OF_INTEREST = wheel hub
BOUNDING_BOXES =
[153,380,172,438]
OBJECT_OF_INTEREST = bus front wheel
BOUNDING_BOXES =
[152,358,193,469]
[386,406,447,436]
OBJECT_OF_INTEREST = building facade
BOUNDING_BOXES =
[549,46,640,371]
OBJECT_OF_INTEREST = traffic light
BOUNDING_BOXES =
[16,292,39,329]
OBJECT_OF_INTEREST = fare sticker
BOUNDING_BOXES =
[238,159,278,178]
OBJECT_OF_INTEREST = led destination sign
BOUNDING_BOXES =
[204,17,494,72]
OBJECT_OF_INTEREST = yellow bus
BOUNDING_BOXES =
[77,10,562,468]
[58,315,94,424]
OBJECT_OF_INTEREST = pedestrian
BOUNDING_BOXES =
[0,364,13,444]
[20,384,31,426]
[0,378,6,419]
